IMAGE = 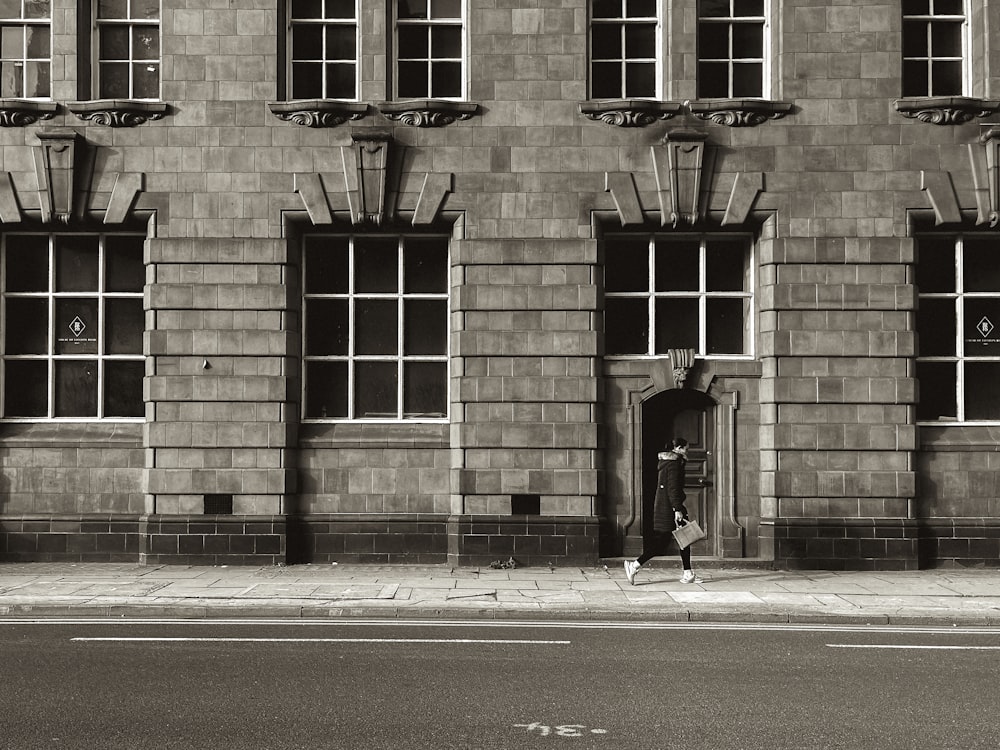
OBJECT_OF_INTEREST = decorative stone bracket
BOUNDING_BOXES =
[66,100,168,127]
[294,131,454,226]
[668,348,696,389]
[580,99,682,127]
[0,99,58,127]
[895,96,1000,125]
[582,98,792,128]
[379,100,479,127]
[267,100,369,127]
[921,126,1000,227]
[687,99,793,127]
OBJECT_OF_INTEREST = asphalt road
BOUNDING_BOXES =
[1,619,998,750]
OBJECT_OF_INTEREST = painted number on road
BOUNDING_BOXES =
[514,722,608,737]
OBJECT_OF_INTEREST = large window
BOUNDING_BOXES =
[916,235,1000,422]
[902,0,967,98]
[604,235,753,357]
[395,0,464,99]
[95,0,160,99]
[288,0,358,100]
[697,0,766,99]
[0,0,50,99]
[303,235,449,421]
[590,0,658,100]
[1,234,145,420]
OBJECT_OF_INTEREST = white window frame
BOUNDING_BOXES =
[0,0,50,99]
[901,0,970,98]
[302,235,450,423]
[393,0,467,101]
[916,234,1000,424]
[94,0,161,100]
[0,233,145,422]
[589,0,662,100]
[696,0,770,99]
[604,234,755,359]
[287,0,360,101]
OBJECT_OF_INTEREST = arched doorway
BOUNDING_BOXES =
[640,389,717,557]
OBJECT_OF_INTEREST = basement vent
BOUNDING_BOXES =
[204,494,234,515]
[511,494,540,515]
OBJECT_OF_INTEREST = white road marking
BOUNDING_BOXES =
[71,636,570,645]
[827,644,1000,651]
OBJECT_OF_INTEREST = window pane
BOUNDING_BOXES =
[105,298,143,354]
[355,299,398,355]
[732,62,762,97]
[934,0,963,14]
[706,298,746,354]
[325,0,355,19]
[397,25,428,58]
[305,298,349,355]
[591,24,622,59]
[606,237,649,292]
[916,298,956,356]
[305,237,349,294]
[55,360,97,417]
[902,0,929,13]
[305,361,347,418]
[655,240,699,291]
[654,298,699,352]
[326,24,356,58]
[0,0,21,16]
[100,26,129,59]
[431,60,461,97]
[98,0,128,18]
[963,239,1000,292]
[55,298,98,355]
[624,62,654,97]
[131,0,159,20]
[698,61,729,97]
[605,298,648,355]
[902,20,927,58]
[963,299,1000,355]
[432,0,461,19]
[132,24,158,58]
[965,363,1000,421]
[706,240,748,291]
[733,23,762,57]
[733,0,763,14]
[698,25,728,60]
[624,23,654,58]
[105,236,144,292]
[591,61,621,98]
[404,299,447,355]
[592,0,621,20]
[404,238,448,293]
[5,234,49,292]
[902,60,928,97]
[398,0,428,20]
[292,62,323,98]
[931,20,962,57]
[354,361,397,418]
[354,238,398,293]
[292,24,323,59]
[628,0,655,17]
[431,25,460,57]
[915,237,955,293]
[55,236,98,292]
[104,360,143,417]
[25,1,51,19]
[325,62,355,98]
[404,361,446,417]
[1,25,23,55]
[5,298,47,354]
[4,359,46,417]
[916,361,956,421]
[132,62,158,97]
[700,0,729,18]
[25,25,47,57]
[23,59,47,96]
[291,0,324,19]
[0,61,21,96]
[397,60,428,97]
[931,60,961,96]
[99,62,129,97]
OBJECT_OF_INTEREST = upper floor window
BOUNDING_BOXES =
[902,0,967,97]
[590,0,658,100]
[303,235,449,421]
[916,235,1000,422]
[697,0,766,99]
[288,0,358,100]
[1,234,145,420]
[604,235,753,357]
[96,0,160,100]
[395,0,464,100]
[0,0,50,99]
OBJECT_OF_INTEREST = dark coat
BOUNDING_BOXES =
[652,450,687,533]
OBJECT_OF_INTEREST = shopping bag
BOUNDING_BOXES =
[672,519,707,549]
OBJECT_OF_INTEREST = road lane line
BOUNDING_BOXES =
[827,644,1000,650]
[71,637,570,645]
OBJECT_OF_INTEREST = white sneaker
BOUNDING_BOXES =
[623,560,640,585]
[679,570,703,584]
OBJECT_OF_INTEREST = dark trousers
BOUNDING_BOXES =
[637,531,692,569]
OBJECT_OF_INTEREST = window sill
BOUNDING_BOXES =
[894,96,1000,125]
[378,100,479,127]
[688,99,793,127]
[66,100,168,127]
[267,100,370,127]
[299,421,449,449]
[0,421,142,446]
[0,99,58,127]
[579,99,683,127]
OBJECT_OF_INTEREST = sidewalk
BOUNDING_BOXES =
[2,561,1000,626]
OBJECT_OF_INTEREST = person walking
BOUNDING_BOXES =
[623,437,703,585]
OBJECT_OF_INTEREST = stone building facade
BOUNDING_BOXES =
[1,0,1000,569]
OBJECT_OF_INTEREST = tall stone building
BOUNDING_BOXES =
[1,0,998,569]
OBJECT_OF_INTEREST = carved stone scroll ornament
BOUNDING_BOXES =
[67,100,168,127]
[0,99,58,127]
[688,99,793,127]
[580,100,683,127]
[895,97,1000,125]
[267,100,369,127]
[378,100,479,127]
[668,348,696,389]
